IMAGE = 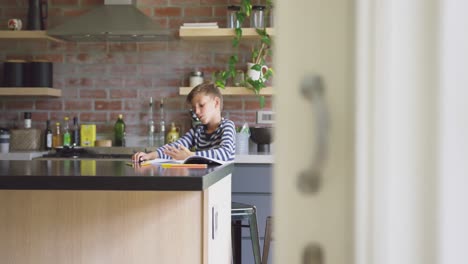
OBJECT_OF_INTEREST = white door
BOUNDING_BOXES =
[274,0,354,263]
[275,0,468,264]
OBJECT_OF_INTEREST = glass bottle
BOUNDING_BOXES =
[250,5,266,28]
[52,122,62,148]
[114,114,126,147]
[158,98,166,146]
[72,117,80,146]
[227,5,241,28]
[148,97,155,147]
[45,120,52,150]
[63,117,71,147]
[24,112,32,129]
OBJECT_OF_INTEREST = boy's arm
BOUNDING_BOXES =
[194,120,236,161]
[155,128,195,160]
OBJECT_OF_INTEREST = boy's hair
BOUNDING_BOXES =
[186,82,223,110]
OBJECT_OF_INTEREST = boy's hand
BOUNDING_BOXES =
[164,144,194,160]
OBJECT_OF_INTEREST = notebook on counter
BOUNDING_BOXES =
[148,155,227,166]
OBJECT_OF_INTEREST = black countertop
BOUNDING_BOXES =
[0,160,233,191]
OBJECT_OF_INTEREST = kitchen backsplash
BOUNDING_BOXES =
[0,0,273,137]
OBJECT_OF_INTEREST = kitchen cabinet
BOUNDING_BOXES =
[179,27,274,40]
[179,86,273,96]
[0,87,61,97]
[0,30,62,42]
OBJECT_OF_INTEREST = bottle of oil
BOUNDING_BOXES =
[114,114,126,147]
[72,117,80,146]
[52,122,62,148]
[63,117,71,147]
[158,98,166,146]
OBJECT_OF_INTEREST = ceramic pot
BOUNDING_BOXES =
[246,62,268,82]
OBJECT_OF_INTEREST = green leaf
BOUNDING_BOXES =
[251,64,262,71]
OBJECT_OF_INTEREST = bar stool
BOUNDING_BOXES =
[261,216,273,264]
[231,202,262,264]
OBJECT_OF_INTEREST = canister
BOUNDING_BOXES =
[189,71,204,87]
[227,5,241,28]
[30,60,53,87]
[250,5,266,28]
[3,60,27,87]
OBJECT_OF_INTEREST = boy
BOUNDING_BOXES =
[132,82,236,163]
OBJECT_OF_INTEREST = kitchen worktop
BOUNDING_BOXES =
[0,160,233,191]
[0,151,48,160]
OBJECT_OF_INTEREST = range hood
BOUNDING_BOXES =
[47,0,171,42]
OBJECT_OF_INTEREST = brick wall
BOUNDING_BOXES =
[0,0,272,139]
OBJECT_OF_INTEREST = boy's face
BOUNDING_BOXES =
[191,93,221,125]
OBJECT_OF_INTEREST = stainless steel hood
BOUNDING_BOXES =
[47,0,171,42]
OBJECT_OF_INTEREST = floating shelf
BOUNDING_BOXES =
[0,30,63,42]
[179,86,273,96]
[0,88,62,97]
[179,28,274,40]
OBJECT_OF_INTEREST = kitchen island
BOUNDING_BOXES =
[0,160,233,264]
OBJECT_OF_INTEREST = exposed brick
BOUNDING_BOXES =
[201,0,227,5]
[79,64,107,74]
[214,6,227,17]
[79,112,107,123]
[80,89,107,99]
[61,87,79,97]
[139,65,166,75]
[36,100,63,111]
[110,65,138,76]
[64,100,93,111]
[65,78,93,87]
[223,98,242,111]
[226,111,256,125]
[95,100,122,111]
[139,87,179,101]
[154,7,181,17]
[138,42,167,52]
[19,40,48,51]
[29,112,49,124]
[124,100,143,111]
[184,7,213,17]
[4,100,34,110]
[95,77,123,88]
[78,43,107,53]
[110,113,139,125]
[49,41,78,52]
[109,43,137,52]
[34,54,64,63]
[110,89,137,99]
[124,78,152,88]
[2,0,19,6]
[245,97,272,110]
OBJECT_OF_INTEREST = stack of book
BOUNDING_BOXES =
[180,22,219,29]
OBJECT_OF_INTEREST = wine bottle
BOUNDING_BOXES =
[72,117,80,146]
[45,120,52,150]
[114,114,126,147]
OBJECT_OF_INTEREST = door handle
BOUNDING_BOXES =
[298,75,329,194]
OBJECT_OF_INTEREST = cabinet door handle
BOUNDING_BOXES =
[298,75,329,194]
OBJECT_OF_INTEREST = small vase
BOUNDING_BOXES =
[246,62,268,82]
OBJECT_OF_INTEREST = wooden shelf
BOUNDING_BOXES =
[0,87,62,97]
[179,28,274,40]
[179,86,273,96]
[0,30,63,42]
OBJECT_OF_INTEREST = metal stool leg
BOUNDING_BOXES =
[262,216,273,264]
[232,220,242,264]
[248,207,262,264]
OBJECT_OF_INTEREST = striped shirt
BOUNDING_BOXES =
[156,118,236,161]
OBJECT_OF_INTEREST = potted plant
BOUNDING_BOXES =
[214,0,273,108]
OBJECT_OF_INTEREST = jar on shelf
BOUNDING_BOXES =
[250,5,266,28]
[189,71,204,87]
[227,5,241,28]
